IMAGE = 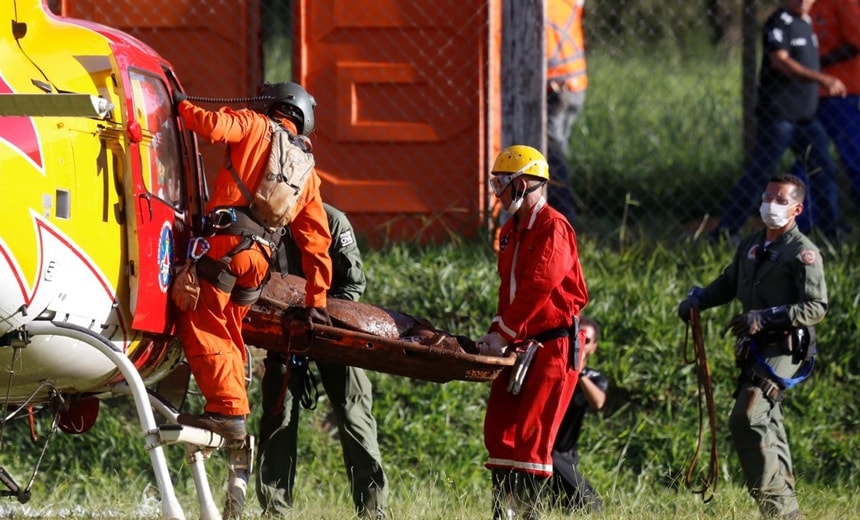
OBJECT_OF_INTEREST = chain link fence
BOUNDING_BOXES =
[61,0,860,246]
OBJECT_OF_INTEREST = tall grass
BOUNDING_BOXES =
[569,46,748,242]
[3,238,858,519]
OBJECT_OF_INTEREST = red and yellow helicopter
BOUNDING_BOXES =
[0,1,239,518]
[1,1,514,518]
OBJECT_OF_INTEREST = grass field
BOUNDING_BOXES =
[1,236,858,519]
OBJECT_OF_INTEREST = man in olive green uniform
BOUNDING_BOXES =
[257,203,388,519]
[678,173,826,519]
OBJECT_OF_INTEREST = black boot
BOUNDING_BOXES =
[491,469,515,520]
[513,471,548,520]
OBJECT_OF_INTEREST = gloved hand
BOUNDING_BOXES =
[677,297,699,323]
[729,305,790,337]
[476,332,509,357]
[172,90,188,107]
[729,310,765,337]
[307,306,332,327]
[677,286,704,323]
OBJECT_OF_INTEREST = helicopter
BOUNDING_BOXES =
[1,1,518,518]
[0,1,253,518]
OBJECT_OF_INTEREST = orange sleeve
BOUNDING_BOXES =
[178,101,257,144]
[288,171,333,307]
[178,101,272,210]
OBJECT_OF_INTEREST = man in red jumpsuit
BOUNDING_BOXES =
[173,82,333,441]
[478,145,589,519]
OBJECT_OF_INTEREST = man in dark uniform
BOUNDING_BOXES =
[679,173,827,519]
[712,0,846,240]
[256,203,388,519]
[548,316,607,513]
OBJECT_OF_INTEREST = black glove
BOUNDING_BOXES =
[677,286,704,323]
[307,307,332,327]
[729,311,764,337]
[729,305,789,337]
[173,90,188,107]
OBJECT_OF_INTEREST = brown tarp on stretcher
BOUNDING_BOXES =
[243,275,515,383]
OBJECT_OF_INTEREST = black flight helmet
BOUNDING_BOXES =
[250,81,317,135]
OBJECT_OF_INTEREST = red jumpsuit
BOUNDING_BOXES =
[484,199,588,477]
[177,101,332,417]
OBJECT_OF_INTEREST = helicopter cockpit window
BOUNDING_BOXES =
[128,70,185,211]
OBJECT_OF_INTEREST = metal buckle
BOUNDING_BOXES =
[187,237,210,261]
[211,207,237,230]
[751,372,782,401]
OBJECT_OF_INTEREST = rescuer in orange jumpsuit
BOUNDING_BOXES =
[173,82,333,441]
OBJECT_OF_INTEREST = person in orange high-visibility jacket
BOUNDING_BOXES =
[172,81,332,441]
[809,0,860,215]
[478,145,589,519]
[546,0,588,226]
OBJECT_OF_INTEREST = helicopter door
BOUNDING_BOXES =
[124,70,188,333]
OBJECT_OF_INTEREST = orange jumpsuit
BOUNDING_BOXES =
[177,101,332,416]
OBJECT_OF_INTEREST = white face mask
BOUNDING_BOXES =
[506,195,525,214]
[759,202,791,229]
[504,179,526,214]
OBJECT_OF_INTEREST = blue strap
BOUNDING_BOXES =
[750,340,814,389]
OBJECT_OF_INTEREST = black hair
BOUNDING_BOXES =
[769,172,807,202]
[580,315,600,343]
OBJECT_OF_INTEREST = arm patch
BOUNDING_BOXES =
[800,250,816,265]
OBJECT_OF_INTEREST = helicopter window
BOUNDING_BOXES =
[128,70,185,211]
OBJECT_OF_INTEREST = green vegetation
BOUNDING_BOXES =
[2,238,858,519]
[5,21,859,518]
[568,46,748,242]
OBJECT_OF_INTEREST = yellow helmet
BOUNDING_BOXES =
[490,145,549,196]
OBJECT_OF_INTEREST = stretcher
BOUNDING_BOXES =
[243,275,516,383]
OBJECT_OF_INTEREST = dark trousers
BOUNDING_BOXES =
[549,450,603,513]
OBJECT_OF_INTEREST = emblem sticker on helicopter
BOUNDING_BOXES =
[158,223,174,292]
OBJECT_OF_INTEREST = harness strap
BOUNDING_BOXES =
[193,233,273,305]
[532,322,577,343]
[748,332,816,390]
[225,150,255,206]
[752,351,814,391]
[195,255,237,294]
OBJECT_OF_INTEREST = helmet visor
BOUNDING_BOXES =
[490,174,515,196]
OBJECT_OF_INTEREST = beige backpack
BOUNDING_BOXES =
[228,120,315,231]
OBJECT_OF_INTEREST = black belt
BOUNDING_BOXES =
[533,327,572,343]
[532,317,581,370]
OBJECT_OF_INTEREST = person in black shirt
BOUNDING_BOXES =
[548,315,608,513]
[712,0,846,241]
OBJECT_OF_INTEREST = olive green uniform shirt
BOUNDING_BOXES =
[698,225,827,325]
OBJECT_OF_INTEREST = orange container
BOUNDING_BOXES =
[295,0,500,243]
